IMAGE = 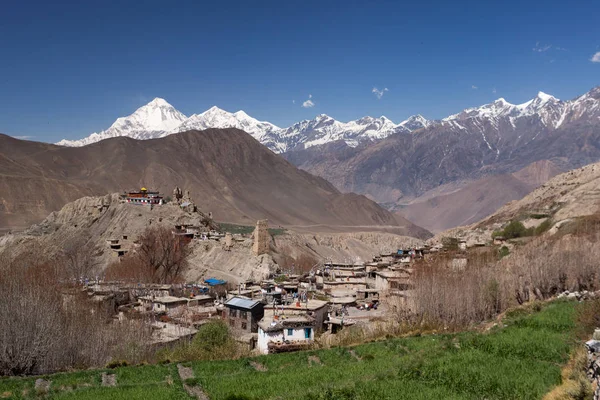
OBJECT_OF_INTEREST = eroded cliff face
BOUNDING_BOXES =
[0,193,425,284]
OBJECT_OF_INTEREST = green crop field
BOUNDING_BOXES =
[218,222,287,237]
[0,301,580,400]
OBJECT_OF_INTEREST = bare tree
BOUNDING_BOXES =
[107,226,191,284]
[0,246,152,376]
[0,251,63,375]
[61,233,101,282]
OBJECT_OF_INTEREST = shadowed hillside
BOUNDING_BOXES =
[0,130,430,238]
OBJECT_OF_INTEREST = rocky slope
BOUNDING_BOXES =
[398,160,563,232]
[0,194,426,283]
[0,130,430,238]
[287,86,600,229]
[432,160,600,244]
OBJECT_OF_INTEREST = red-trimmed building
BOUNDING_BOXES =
[126,188,163,205]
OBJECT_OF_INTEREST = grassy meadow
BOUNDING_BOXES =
[0,300,581,400]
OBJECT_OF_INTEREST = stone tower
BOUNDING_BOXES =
[252,219,270,256]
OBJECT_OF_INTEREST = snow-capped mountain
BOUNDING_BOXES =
[56,98,187,146]
[443,92,567,128]
[173,106,285,153]
[56,87,600,155]
[398,114,431,132]
[56,100,430,152]
[276,114,406,150]
[284,85,600,211]
[435,88,600,158]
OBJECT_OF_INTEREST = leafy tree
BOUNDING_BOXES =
[502,220,527,239]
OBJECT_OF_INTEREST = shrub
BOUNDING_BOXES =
[502,220,528,239]
[535,219,553,235]
[441,237,459,250]
[492,220,538,240]
[106,360,128,369]
[158,320,242,362]
[498,246,510,259]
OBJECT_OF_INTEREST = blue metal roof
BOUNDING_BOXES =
[225,296,262,310]
[204,278,226,286]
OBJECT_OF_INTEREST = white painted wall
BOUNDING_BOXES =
[257,328,283,354]
[256,326,314,354]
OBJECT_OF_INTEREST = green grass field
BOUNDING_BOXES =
[218,222,286,237]
[0,301,580,400]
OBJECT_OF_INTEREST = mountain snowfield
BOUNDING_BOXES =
[57,87,600,153]
[56,101,431,152]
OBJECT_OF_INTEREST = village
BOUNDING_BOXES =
[81,187,475,356]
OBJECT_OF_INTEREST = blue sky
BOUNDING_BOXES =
[1,0,599,142]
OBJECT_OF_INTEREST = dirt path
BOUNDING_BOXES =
[177,364,209,400]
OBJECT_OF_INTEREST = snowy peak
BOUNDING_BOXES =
[56,98,187,146]
[147,97,172,107]
[174,105,281,150]
[536,91,558,102]
[443,90,568,124]
[399,114,430,132]
[55,86,600,153]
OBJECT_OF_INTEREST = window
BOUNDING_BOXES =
[304,328,311,339]
[240,310,248,319]
[287,328,293,336]
[229,319,235,327]
[241,322,247,330]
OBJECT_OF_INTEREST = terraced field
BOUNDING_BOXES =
[0,301,579,400]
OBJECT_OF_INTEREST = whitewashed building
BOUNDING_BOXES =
[257,314,315,354]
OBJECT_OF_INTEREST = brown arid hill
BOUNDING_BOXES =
[0,130,430,239]
[0,193,425,283]
[431,160,600,245]
[398,160,563,232]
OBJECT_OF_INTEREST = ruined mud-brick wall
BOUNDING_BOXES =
[252,220,270,256]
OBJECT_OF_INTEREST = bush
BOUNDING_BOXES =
[498,246,510,259]
[158,320,242,363]
[493,220,537,240]
[535,219,553,235]
[106,360,128,369]
[441,237,459,250]
[502,221,528,239]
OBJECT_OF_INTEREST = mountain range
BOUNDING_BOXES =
[47,85,600,232]
[56,100,431,152]
[0,129,430,239]
[285,86,600,231]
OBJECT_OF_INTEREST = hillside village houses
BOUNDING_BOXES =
[87,240,433,351]
[87,188,441,352]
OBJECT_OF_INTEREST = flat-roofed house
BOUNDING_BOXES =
[374,270,412,292]
[257,313,316,354]
[223,296,265,333]
[138,296,189,314]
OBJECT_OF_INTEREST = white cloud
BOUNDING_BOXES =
[292,100,295,104]
[372,87,388,99]
[492,88,497,94]
[471,85,478,90]
[591,52,600,63]
[302,94,314,108]
[533,42,552,52]
[555,47,567,51]
[12,135,34,140]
